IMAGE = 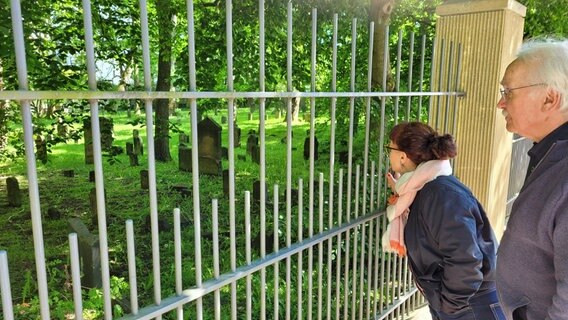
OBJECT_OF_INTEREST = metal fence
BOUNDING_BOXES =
[1,0,463,319]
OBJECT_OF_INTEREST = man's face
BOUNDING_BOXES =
[497,60,548,141]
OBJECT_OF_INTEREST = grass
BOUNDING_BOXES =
[0,102,392,319]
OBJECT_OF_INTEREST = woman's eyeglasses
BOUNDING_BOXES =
[385,146,402,152]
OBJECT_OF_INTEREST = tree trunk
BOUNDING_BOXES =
[370,0,396,91]
[370,0,397,141]
[154,0,174,162]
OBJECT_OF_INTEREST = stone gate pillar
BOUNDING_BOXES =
[432,0,526,239]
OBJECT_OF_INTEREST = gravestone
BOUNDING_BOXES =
[196,117,222,175]
[303,136,319,161]
[170,184,191,198]
[57,121,68,138]
[223,169,229,197]
[246,132,259,157]
[234,122,241,148]
[251,144,260,164]
[252,180,262,202]
[221,147,228,160]
[62,170,75,177]
[83,117,114,164]
[89,188,107,226]
[178,146,192,172]
[126,142,139,166]
[252,180,270,204]
[35,135,48,164]
[47,207,61,219]
[6,177,22,207]
[179,133,189,147]
[140,170,149,189]
[132,130,144,156]
[68,218,101,288]
[289,188,299,206]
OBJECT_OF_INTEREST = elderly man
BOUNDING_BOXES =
[496,38,568,320]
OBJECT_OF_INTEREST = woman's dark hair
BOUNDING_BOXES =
[389,122,457,165]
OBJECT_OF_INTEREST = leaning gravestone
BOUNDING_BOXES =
[6,177,22,207]
[196,117,222,175]
[68,218,102,288]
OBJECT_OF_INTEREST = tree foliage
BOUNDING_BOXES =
[1,0,562,163]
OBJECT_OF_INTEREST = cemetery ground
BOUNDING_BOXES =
[0,105,377,318]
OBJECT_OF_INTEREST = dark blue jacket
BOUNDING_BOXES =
[405,175,499,315]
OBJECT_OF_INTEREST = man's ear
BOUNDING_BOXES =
[543,88,561,113]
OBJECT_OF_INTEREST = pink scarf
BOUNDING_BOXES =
[382,160,452,256]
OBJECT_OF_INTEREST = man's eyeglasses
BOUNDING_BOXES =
[499,83,547,101]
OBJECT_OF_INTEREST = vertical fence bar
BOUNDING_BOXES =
[274,185,280,320]
[212,199,221,320]
[244,193,252,320]
[318,173,324,320]
[0,251,14,320]
[335,169,344,320]
[452,44,463,137]
[186,0,201,316]
[286,180,292,320]
[258,9,268,318]
[224,2,238,320]
[309,8,318,320]
[286,4,295,317]
[394,30,403,125]
[418,35,427,120]
[69,234,83,320]
[81,0,113,316]
[344,19,358,318]
[362,21,374,218]
[351,165,360,320]
[9,1,50,318]
[443,42,455,133]
[126,220,139,315]
[173,209,183,319]
[297,178,304,320]
[434,39,446,130]
[327,13,339,320]
[406,32,415,121]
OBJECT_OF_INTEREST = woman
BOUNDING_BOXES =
[382,122,505,320]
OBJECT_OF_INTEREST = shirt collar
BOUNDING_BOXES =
[528,121,568,161]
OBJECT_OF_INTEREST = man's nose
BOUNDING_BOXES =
[497,97,506,109]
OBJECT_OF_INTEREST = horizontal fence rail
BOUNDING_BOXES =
[1,0,463,319]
